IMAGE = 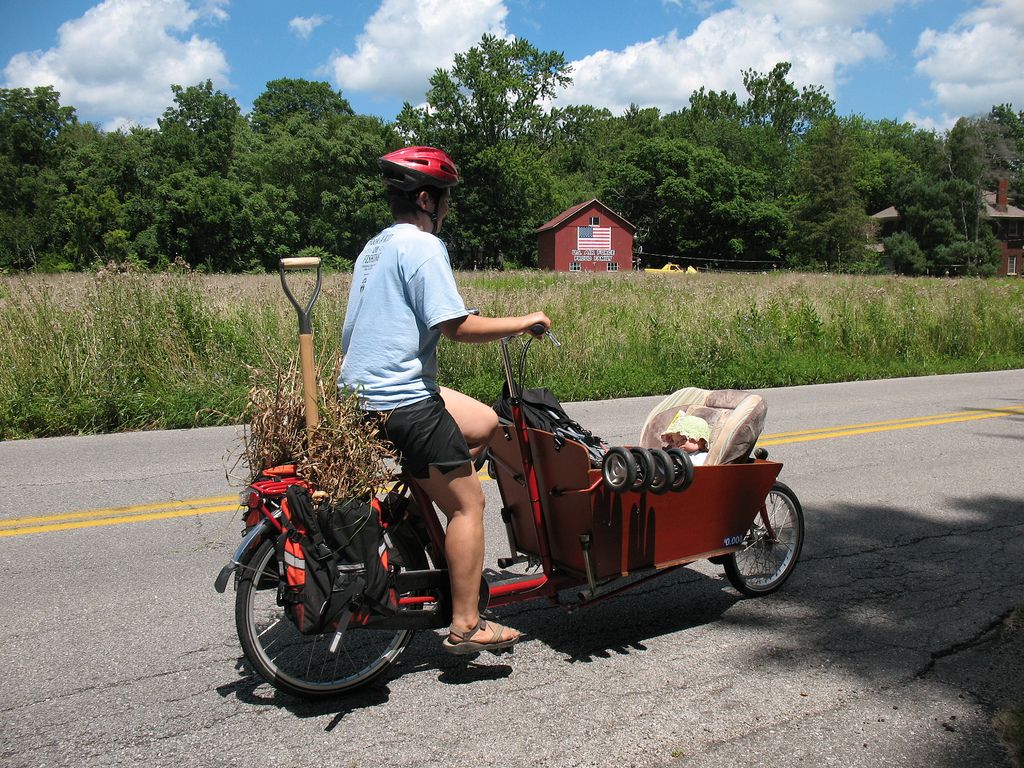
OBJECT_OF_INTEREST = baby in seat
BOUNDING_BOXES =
[660,412,712,466]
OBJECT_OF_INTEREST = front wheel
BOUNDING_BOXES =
[235,525,428,698]
[724,481,804,597]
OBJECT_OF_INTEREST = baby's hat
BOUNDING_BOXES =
[664,411,711,444]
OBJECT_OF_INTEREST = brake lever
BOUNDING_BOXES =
[527,322,560,347]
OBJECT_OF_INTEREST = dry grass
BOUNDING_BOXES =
[240,361,395,501]
[3,269,1024,439]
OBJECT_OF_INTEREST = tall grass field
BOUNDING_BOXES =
[2,270,1023,440]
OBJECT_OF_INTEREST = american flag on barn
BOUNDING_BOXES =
[577,225,612,250]
[535,198,636,272]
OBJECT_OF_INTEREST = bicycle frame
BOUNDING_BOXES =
[392,331,742,614]
[218,332,785,625]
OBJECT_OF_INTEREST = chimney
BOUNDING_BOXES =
[997,178,1009,212]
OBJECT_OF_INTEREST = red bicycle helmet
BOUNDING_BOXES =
[378,146,460,191]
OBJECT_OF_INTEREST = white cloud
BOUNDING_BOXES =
[199,0,229,23]
[328,0,509,103]
[900,109,952,133]
[914,0,1024,120]
[558,8,886,114]
[2,0,230,130]
[961,0,1024,28]
[735,0,905,28]
[289,15,328,40]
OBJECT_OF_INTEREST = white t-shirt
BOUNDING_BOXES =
[340,223,467,410]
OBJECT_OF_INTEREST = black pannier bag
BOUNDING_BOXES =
[318,496,395,616]
[277,486,395,635]
[493,384,608,466]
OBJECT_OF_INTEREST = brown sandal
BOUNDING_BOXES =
[442,619,521,655]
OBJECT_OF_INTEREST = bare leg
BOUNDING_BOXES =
[439,386,498,459]
[415,462,520,642]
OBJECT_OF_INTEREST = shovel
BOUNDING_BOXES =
[278,256,323,442]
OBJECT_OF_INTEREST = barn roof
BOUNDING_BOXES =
[535,199,636,233]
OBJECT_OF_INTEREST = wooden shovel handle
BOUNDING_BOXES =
[280,256,321,270]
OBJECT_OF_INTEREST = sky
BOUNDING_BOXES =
[2,0,1022,133]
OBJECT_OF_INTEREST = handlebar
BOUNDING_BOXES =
[500,321,559,400]
[278,256,322,335]
[280,256,322,270]
[528,323,560,347]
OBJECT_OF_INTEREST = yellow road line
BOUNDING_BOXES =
[758,406,1024,446]
[0,494,237,529]
[0,501,239,538]
[2,405,1021,537]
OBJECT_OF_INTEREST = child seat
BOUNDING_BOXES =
[638,387,766,465]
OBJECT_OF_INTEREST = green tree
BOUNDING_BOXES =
[742,62,835,142]
[397,35,572,265]
[0,86,77,168]
[237,89,394,266]
[664,62,836,205]
[846,116,938,216]
[250,78,353,133]
[398,34,571,152]
[545,104,615,207]
[156,80,241,176]
[606,136,787,267]
[0,86,77,270]
[150,169,248,270]
[787,118,870,270]
[989,104,1024,185]
[52,122,158,268]
[882,232,926,274]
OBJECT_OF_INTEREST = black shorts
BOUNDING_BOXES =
[372,392,471,480]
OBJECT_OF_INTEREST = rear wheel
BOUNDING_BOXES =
[235,524,428,698]
[724,482,804,597]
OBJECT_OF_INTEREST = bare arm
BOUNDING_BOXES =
[437,311,551,344]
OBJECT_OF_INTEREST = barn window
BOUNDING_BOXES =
[569,261,582,272]
[606,261,619,272]
[590,216,600,226]
[1009,255,1018,275]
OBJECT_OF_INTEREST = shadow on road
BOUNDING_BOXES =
[217,657,394,727]
[214,487,1022,763]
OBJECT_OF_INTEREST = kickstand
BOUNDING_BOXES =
[326,576,364,654]
[329,606,353,654]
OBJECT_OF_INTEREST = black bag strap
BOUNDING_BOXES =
[284,486,334,561]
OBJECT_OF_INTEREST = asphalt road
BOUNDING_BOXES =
[1,369,1022,768]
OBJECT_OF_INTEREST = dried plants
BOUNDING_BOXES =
[240,360,395,502]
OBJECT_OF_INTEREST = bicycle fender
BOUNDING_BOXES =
[214,519,274,593]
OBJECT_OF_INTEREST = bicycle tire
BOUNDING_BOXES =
[235,524,429,698]
[724,481,804,597]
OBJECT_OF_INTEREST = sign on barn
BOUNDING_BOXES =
[536,199,636,272]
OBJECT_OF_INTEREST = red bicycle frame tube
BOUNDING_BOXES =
[500,336,556,576]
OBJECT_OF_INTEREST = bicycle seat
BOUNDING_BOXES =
[637,387,767,465]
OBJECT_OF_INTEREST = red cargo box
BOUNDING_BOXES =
[489,426,781,581]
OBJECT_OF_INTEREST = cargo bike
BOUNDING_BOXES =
[215,258,804,699]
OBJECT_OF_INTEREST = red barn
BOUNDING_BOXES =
[536,199,635,272]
